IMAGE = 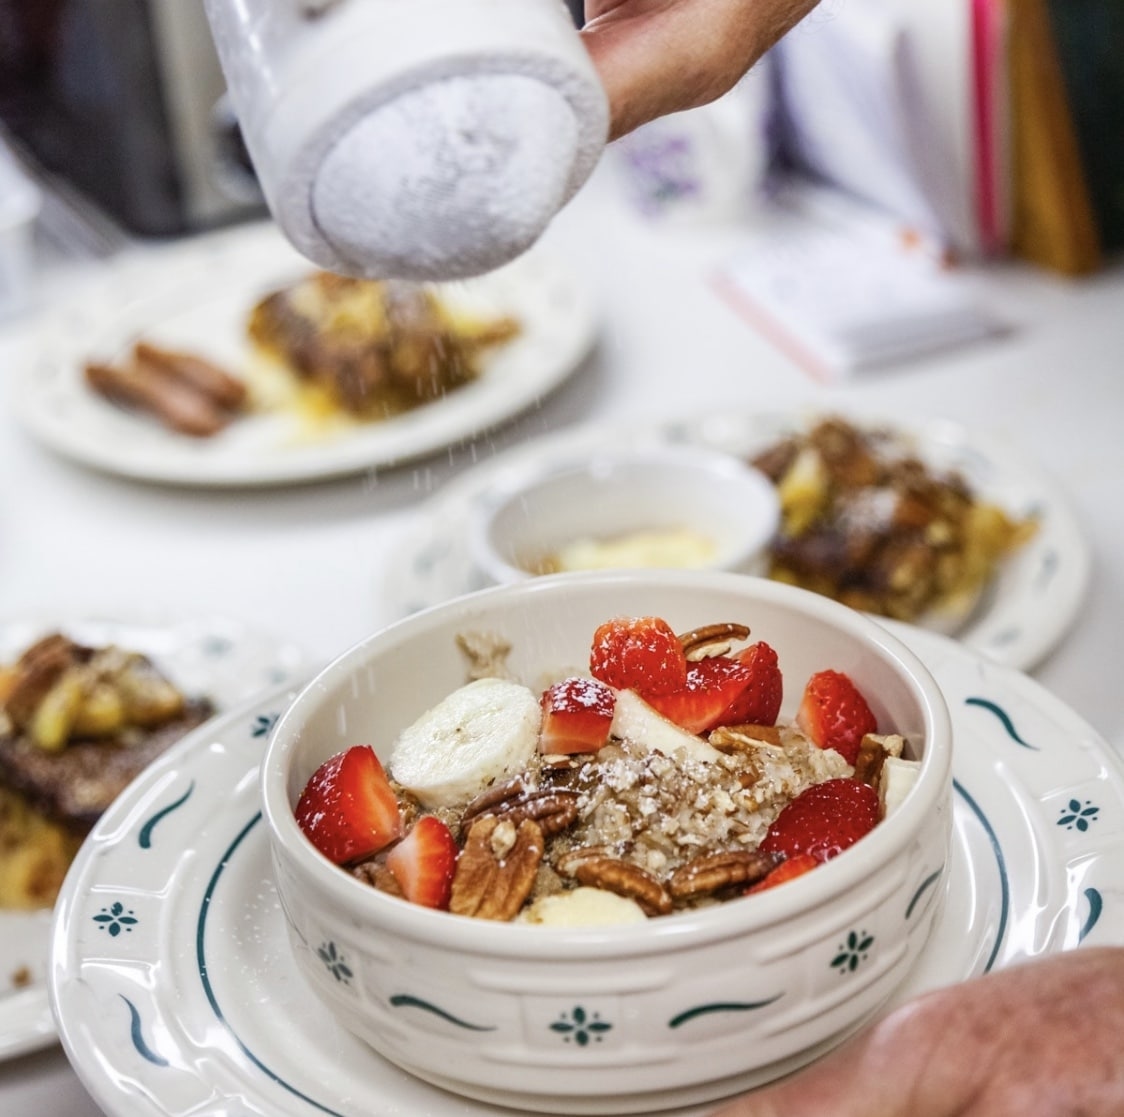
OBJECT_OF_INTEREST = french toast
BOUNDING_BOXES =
[0,633,213,908]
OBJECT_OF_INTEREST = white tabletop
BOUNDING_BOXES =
[2,164,1122,1115]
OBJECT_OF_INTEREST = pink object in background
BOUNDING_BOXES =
[972,0,1011,256]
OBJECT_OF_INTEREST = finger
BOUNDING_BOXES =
[708,997,979,1117]
[716,950,1124,1117]
[580,0,819,139]
[708,1023,904,1117]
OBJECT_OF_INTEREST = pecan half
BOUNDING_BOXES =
[461,776,535,822]
[557,855,672,916]
[450,816,544,921]
[553,845,620,876]
[668,850,780,900]
[461,780,579,838]
[678,622,751,661]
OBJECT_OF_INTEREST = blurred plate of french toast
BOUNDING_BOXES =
[0,616,306,1059]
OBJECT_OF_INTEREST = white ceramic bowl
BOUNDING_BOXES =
[466,445,780,584]
[262,571,952,1114]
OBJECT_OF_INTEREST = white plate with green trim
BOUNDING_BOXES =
[49,624,1124,1116]
[382,411,1089,673]
[0,616,308,1062]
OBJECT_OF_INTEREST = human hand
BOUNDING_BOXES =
[579,0,820,140]
[711,947,1124,1117]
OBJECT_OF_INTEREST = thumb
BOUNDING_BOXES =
[708,1043,888,1117]
[707,1001,954,1117]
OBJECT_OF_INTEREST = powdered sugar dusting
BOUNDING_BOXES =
[313,74,579,281]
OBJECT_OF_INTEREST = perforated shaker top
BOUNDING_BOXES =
[311,73,581,281]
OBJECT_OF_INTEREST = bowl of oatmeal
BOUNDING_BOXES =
[467,444,780,584]
[262,570,952,1114]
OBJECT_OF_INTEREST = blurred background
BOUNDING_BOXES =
[1,0,1121,273]
[1,0,1122,382]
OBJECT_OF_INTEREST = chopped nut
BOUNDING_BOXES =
[709,724,783,750]
[455,631,513,681]
[878,733,906,759]
[853,735,887,787]
[854,732,907,787]
[351,859,404,898]
[490,818,518,859]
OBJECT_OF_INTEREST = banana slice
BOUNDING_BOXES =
[880,755,921,816]
[389,677,542,810]
[610,688,725,765]
[518,886,648,927]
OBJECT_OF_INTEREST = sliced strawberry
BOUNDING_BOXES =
[644,655,756,733]
[642,641,782,734]
[744,852,819,894]
[759,778,881,863]
[590,616,688,696]
[723,641,783,725]
[295,745,403,865]
[796,670,877,765]
[539,676,616,755]
[385,815,458,909]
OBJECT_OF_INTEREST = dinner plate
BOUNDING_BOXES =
[15,223,596,487]
[0,616,309,1062]
[382,411,1090,672]
[49,624,1124,1117]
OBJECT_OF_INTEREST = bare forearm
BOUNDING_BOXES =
[580,0,821,139]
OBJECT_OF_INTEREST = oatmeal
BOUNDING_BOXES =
[538,733,851,879]
[295,614,920,924]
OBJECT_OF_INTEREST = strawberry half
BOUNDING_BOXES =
[722,641,783,725]
[590,616,688,696]
[745,852,819,894]
[295,745,403,865]
[539,676,616,755]
[796,670,877,765]
[644,656,755,734]
[644,641,782,734]
[385,815,458,909]
[759,778,881,863]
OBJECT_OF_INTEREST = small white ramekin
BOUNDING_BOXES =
[467,444,781,585]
